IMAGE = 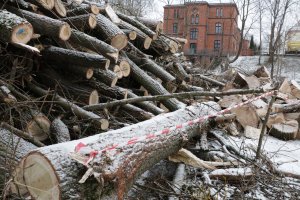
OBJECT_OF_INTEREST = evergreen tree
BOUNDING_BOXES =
[250,35,255,50]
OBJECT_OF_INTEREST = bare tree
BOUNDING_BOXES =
[107,0,154,16]
[264,0,297,79]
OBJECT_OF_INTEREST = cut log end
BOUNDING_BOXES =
[128,31,137,40]
[40,0,55,10]
[100,119,109,130]
[111,34,128,50]
[144,36,152,49]
[89,90,99,105]
[91,5,100,15]
[111,76,118,87]
[26,115,51,141]
[270,122,298,141]
[59,24,71,41]
[157,22,163,32]
[21,152,60,199]
[119,60,131,77]
[54,0,66,17]
[86,68,94,79]
[89,14,97,29]
[12,23,33,44]
[113,65,123,79]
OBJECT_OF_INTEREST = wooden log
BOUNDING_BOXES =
[272,101,300,113]
[172,62,191,83]
[118,20,152,49]
[41,46,110,70]
[121,104,154,121]
[134,17,163,33]
[95,14,128,50]
[109,65,123,79]
[27,81,109,130]
[126,53,176,90]
[69,29,119,63]
[117,12,157,40]
[26,0,55,10]
[232,105,260,129]
[0,128,37,189]
[193,74,225,87]
[60,65,94,79]
[62,14,97,30]
[123,53,185,111]
[0,85,17,105]
[102,3,121,24]
[93,69,118,87]
[122,29,137,40]
[50,117,71,143]
[118,60,131,77]
[66,4,100,16]
[5,6,71,40]
[0,10,33,44]
[11,102,220,199]
[54,0,67,17]
[270,120,299,141]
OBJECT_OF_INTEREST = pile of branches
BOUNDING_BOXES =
[1,0,299,199]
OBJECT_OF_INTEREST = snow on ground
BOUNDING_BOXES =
[230,135,300,177]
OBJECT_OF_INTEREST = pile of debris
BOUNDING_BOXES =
[0,0,300,199]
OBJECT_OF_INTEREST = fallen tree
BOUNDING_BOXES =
[11,102,220,199]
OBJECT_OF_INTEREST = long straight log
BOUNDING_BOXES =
[27,81,109,130]
[41,46,110,70]
[26,0,54,10]
[117,12,157,40]
[62,14,97,30]
[66,4,100,16]
[95,14,128,50]
[93,69,118,87]
[84,88,265,110]
[69,29,119,63]
[194,74,225,87]
[0,10,33,44]
[4,6,71,40]
[134,17,163,33]
[126,53,177,91]
[123,52,185,111]
[11,102,220,199]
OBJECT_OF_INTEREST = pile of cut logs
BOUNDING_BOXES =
[0,0,299,199]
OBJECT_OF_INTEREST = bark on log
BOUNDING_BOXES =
[50,117,71,143]
[126,53,177,91]
[117,12,157,40]
[109,64,123,79]
[66,4,100,16]
[27,81,109,130]
[0,128,37,189]
[69,29,119,63]
[0,85,17,105]
[121,104,154,121]
[134,17,163,33]
[118,60,131,77]
[0,10,33,44]
[62,14,97,30]
[84,88,265,111]
[193,74,225,87]
[95,14,128,50]
[273,100,300,113]
[172,62,191,83]
[41,46,110,70]
[11,102,220,199]
[26,0,55,10]
[123,53,185,111]
[122,29,137,40]
[54,0,66,17]
[118,20,152,49]
[102,3,121,24]
[5,6,71,40]
[93,69,118,87]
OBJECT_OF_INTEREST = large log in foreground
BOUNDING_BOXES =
[11,102,220,199]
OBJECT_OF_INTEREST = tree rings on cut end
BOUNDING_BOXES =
[12,23,33,44]
[89,14,97,29]
[59,24,71,41]
[86,68,94,79]
[111,34,128,50]
[143,36,152,49]
[89,90,99,105]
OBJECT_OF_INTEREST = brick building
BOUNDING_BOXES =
[163,0,240,64]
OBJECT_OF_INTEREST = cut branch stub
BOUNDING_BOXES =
[0,10,33,44]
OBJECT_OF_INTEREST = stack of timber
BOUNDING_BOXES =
[0,1,296,199]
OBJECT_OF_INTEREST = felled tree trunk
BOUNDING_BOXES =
[69,29,119,63]
[11,102,220,199]
[0,10,33,44]
[0,128,37,187]
[62,14,97,30]
[26,0,54,10]
[66,4,100,16]
[5,6,71,40]
[95,14,128,50]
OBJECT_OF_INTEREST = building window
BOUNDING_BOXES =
[190,28,198,40]
[214,40,221,50]
[190,43,197,54]
[216,8,223,17]
[174,9,179,19]
[173,23,178,33]
[215,23,222,34]
[195,14,199,24]
[191,14,195,24]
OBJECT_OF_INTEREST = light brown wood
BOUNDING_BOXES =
[25,111,51,141]
[119,60,131,77]
[54,0,66,17]
[267,113,285,128]
[89,90,99,105]
[270,120,299,140]
[232,105,260,128]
